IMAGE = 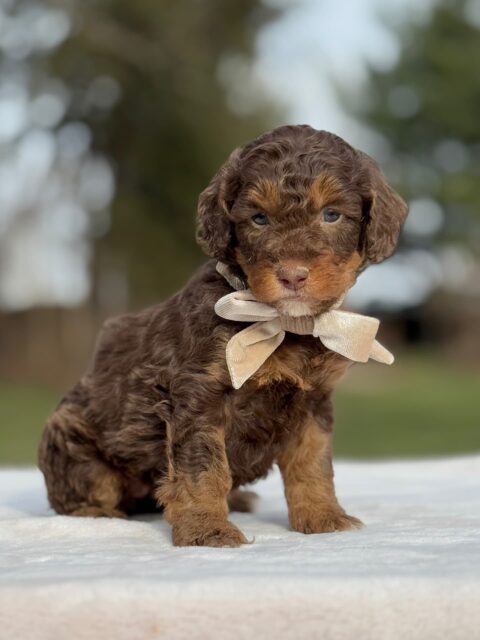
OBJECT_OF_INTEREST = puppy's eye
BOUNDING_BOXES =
[322,209,341,223]
[251,212,269,226]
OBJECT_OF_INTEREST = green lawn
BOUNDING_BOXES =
[335,352,480,457]
[0,383,60,465]
[0,353,478,465]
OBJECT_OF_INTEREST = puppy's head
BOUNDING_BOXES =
[197,125,408,316]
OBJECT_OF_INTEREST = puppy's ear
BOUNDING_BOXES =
[359,152,409,264]
[196,148,242,262]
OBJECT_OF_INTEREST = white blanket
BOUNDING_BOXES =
[1,457,479,640]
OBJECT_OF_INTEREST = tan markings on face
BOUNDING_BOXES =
[237,249,363,307]
[309,173,345,211]
[247,179,281,212]
[307,250,362,300]
[236,251,281,303]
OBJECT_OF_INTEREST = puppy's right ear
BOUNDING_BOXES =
[196,148,242,262]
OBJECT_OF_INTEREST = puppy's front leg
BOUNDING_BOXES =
[156,374,248,547]
[277,414,362,534]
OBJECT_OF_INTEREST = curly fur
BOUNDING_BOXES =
[39,125,408,547]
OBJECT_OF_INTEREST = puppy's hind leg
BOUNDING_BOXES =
[228,488,258,513]
[67,462,126,519]
[38,381,126,519]
[69,503,126,519]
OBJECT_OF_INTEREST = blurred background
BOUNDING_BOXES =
[0,0,479,464]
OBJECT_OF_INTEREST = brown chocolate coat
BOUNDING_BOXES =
[39,125,408,546]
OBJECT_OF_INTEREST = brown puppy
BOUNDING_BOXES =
[38,125,408,547]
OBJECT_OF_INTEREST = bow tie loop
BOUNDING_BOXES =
[214,290,278,323]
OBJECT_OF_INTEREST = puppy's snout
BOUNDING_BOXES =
[276,264,309,291]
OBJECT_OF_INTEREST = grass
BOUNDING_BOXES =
[335,351,480,458]
[0,383,60,465]
[0,352,478,465]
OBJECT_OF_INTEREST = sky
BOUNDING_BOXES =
[255,0,437,149]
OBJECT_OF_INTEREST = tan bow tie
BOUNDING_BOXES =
[214,270,394,389]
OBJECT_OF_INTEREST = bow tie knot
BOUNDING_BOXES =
[278,314,313,335]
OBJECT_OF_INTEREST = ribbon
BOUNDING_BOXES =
[214,273,393,389]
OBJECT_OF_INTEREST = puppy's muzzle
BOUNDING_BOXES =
[276,263,309,292]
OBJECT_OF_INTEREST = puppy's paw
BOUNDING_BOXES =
[290,508,363,534]
[199,521,251,547]
[172,519,250,547]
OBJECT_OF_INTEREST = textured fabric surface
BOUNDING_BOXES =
[214,288,393,388]
[1,457,479,640]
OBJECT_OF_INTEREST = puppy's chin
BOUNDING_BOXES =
[276,299,314,318]
[275,295,341,317]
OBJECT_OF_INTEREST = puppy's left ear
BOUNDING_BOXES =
[358,152,409,264]
[196,148,242,263]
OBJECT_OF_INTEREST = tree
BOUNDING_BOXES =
[349,0,480,250]
[50,0,280,307]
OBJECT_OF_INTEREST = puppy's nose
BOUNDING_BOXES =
[277,264,309,291]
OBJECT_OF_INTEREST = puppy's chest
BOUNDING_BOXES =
[250,335,352,391]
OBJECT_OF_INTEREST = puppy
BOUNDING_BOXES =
[38,125,408,547]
